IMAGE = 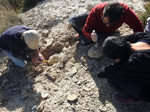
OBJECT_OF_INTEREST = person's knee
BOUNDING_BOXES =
[18,63,27,68]
[69,17,75,26]
[15,61,27,68]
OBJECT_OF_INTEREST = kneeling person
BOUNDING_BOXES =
[0,25,45,67]
[97,32,150,104]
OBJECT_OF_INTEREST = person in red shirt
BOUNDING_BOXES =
[69,2,143,45]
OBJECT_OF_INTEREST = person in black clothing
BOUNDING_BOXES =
[97,32,150,104]
[0,25,45,67]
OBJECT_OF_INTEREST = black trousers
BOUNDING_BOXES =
[69,13,93,44]
[69,14,120,45]
[107,78,150,101]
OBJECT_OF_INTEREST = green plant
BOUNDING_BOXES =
[139,2,150,28]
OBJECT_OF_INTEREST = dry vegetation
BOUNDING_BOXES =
[0,3,22,33]
[139,2,150,28]
[0,0,42,34]
[0,0,150,34]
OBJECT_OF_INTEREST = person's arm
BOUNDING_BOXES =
[122,32,150,43]
[31,48,45,63]
[97,64,120,78]
[82,9,97,41]
[123,6,143,32]
[97,62,133,79]
[12,50,32,61]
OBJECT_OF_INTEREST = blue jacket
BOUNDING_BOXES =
[0,25,31,60]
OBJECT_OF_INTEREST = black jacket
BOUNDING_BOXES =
[97,32,150,100]
[97,32,150,82]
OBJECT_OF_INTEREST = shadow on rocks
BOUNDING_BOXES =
[73,32,150,111]
[73,36,115,104]
[0,59,42,112]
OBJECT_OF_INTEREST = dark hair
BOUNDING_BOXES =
[103,2,124,24]
[102,36,131,60]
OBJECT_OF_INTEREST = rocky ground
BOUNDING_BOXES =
[0,0,150,112]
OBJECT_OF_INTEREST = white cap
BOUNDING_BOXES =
[22,30,40,50]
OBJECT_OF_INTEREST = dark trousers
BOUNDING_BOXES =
[69,13,88,34]
[107,78,150,101]
[69,13,93,44]
[69,14,120,45]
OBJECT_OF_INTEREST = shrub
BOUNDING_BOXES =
[23,0,43,11]
[139,2,150,28]
[0,0,42,33]
[0,3,22,34]
[0,0,43,12]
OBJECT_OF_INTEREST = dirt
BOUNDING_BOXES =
[0,0,150,112]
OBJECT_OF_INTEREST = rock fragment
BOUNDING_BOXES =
[67,94,78,102]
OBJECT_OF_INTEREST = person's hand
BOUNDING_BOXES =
[91,30,98,42]
[37,52,45,61]
[32,49,45,63]
[32,57,41,63]
[115,58,120,63]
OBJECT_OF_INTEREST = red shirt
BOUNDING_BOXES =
[82,2,143,41]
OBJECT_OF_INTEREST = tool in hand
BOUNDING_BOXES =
[91,30,98,47]
[38,59,50,63]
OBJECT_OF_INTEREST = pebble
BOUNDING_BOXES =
[67,94,78,102]
[41,93,49,99]
[21,89,29,99]
[72,77,78,83]
[32,105,37,110]
[80,57,86,63]
[59,62,64,69]
[42,30,49,37]
[87,46,101,58]
[68,67,78,77]
[83,86,90,91]
[48,54,59,66]
[82,66,88,71]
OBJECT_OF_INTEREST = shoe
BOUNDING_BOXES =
[112,93,141,104]
[73,33,86,45]
[74,33,80,39]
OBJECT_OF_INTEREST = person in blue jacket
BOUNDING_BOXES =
[0,25,45,67]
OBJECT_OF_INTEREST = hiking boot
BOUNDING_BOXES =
[113,93,141,104]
